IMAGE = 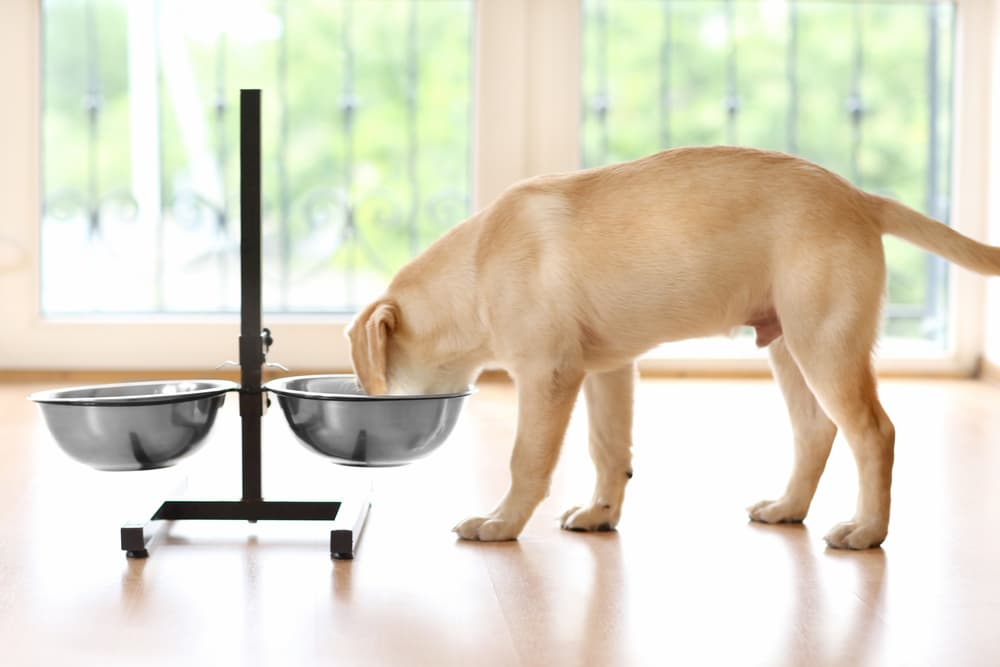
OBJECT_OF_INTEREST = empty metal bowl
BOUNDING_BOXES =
[264,374,474,467]
[30,380,239,471]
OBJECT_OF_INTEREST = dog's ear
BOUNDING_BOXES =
[365,300,398,393]
[347,299,399,395]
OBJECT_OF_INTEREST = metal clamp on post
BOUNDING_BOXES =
[261,327,273,357]
[259,327,290,372]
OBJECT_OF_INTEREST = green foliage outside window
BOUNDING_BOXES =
[582,0,955,343]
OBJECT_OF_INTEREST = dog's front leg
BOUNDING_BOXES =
[454,367,584,541]
[561,362,635,532]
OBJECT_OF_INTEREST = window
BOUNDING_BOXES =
[2,0,991,372]
[41,0,473,314]
[583,0,956,350]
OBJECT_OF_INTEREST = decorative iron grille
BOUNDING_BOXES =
[583,0,955,345]
[42,0,473,314]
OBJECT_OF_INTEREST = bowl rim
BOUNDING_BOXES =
[28,379,240,407]
[264,373,476,402]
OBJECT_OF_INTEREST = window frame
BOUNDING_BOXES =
[0,0,993,374]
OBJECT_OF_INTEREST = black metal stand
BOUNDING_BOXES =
[121,90,370,560]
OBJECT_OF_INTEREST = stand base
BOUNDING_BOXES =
[122,497,371,560]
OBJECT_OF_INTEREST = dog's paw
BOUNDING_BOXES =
[824,520,887,550]
[560,504,619,533]
[747,498,807,524]
[452,515,520,542]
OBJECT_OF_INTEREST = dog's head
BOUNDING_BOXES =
[347,296,480,396]
[346,297,440,396]
[346,298,401,396]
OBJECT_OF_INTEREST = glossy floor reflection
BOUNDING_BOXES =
[1,378,999,665]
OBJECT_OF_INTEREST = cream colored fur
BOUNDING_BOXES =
[347,146,1000,550]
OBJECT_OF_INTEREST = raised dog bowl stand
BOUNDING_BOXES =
[33,89,473,559]
[116,90,373,560]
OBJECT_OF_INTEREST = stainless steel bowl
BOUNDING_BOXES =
[264,374,474,467]
[29,380,239,471]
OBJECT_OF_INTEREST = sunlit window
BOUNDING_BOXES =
[42,0,473,314]
[582,0,955,349]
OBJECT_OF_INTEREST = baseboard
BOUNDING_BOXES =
[0,367,518,385]
[979,359,1000,385]
[0,368,245,384]
[0,363,974,385]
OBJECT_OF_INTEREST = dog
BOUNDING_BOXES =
[346,146,1000,550]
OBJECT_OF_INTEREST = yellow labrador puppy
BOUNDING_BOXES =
[347,146,1000,550]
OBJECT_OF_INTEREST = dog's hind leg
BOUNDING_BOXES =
[749,338,838,524]
[453,366,585,541]
[561,361,636,532]
[780,294,895,549]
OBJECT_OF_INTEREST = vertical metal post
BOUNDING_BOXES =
[239,89,264,504]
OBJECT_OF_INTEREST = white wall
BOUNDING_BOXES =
[473,0,580,209]
[985,0,1000,373]
[953,0,998,375]
[0,0,37,281]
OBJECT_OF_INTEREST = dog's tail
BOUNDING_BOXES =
[873,193,1000,275]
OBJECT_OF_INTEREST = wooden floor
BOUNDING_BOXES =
[2,377,999,666]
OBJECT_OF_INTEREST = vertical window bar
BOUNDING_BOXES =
[593,0,610,165]
[42,0,474,315]
[341,0,357,306]
[277,0,291,309]
[84,0,102,238]
[658,0,672,149]
[847,2,865,186]
[153,0,165,311]
[406,0,420,257]
[925,1,943,337]
[214,33,229,235]
[214,29,230,309]
[786,2,799,155]
[724,0,739,145]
